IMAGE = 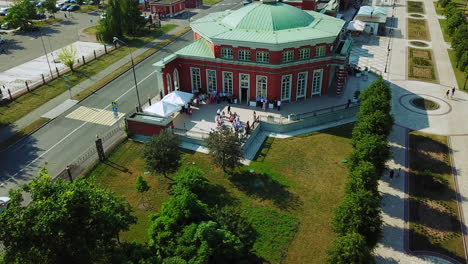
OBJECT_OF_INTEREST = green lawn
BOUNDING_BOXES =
[407,18,430,41]
[408,47,437,82]
[82,25,99,35]
[448,49,467,90]
[433,2,445,15]
[203,0,222,5]
[75,4,99,13]
[85,123,354,263]
[407,1,425,13]
[33,17,61,27]
[438,19,450,42]
[408,132,465,263]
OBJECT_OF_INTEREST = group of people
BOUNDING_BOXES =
[256,97,282,111]
[215,106,251,134]
[181,102,193,115]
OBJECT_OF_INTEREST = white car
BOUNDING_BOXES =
[0,197,11,213]
[0,23,7,30]
[0,7,9,16]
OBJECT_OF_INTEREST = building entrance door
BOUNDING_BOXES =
[241,88,249,104]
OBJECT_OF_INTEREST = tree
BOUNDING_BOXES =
[172,166,208,196]
[44,0,59,15]
[58,45,77,72]
[437,0,451,8]
[136,175,150,193]
[346,161,379,194]
[327,232,375,264]
[0,171,136,264]
[446,10,465,35]
[352,110,394,142]
[121,0,146,36]
[97,0,124,43]
[144,130,181,179]
[205,129,243,173]
[332,190,382,248]
[5,0,37,30]
[349,134,390,174]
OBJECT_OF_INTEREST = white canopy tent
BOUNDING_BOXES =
[162,91,193,106]
[144,101,181,117]
[347,20,366,31]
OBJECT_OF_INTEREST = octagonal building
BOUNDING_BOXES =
[154,0,352,104]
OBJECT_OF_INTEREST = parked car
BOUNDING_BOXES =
[243,0,252,4]
[56,2,65,8]
[35,13,46,19]
[60,4,70,10]
[0,8,9,16]
[1,22,8,30]
[0,197,10,213]
[69,0,77,3]
[67,5,80,11]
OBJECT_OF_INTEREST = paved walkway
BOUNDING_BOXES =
[375,0,468,263]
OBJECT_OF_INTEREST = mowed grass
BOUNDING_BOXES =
[85,123,354,263]
[407,1,425,13]
[203,0,222,5]
[448,49,466,91]
[433,1,445,15]
[438,19,450,42]
[407,18,430,41]
[408,132,465,263]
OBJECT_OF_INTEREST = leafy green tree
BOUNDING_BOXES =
[5,0,37,30]
[97,0,123,42]
[44,0,58,15]
[346,161,379,194]
[350,134,390,174]
[121,0,146,36]
[58,45,77,72]
[353,110,394,142]
[144,130,181,179]
[0,171,136,264]
[327,232,375,264]
[438,0,451,8]
[444,2,458,19]
[172,166,208,196]
[205,129,243,173]
[446,10,465,35]
[332,189,382,248]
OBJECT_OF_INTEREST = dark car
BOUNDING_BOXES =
[35,13,46,19]
[67,5,80,11]
[61,4,70,10]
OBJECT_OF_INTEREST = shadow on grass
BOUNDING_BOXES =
[198,183,238,207]
[229,171,302,211]
[409,228,465,263]
[103,160,130,173]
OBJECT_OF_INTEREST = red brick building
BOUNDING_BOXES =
[149,0,186,18]
[154,0,352,104]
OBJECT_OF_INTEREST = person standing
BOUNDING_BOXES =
[389,169,394,181]
[446,90,450,98]
[227,104,231,114]
[452,87,455,98]
[262,99,266,111]
[277,100,281,111]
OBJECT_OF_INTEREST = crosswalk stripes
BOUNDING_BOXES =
[66,106,125,126]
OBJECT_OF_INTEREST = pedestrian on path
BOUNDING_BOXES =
[397,168,401,178]
[452,87,455,98]
[64,13,67,19]
[446,90,450,98]
[389,169,394,181]
[277,100,281,111]
[227,104,231,114]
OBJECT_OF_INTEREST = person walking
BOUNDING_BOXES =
[227,104,231,114]
[253,111,257,121]
[262,99,266,111]
[446,90,450,98]
[277,100,281,111]
[389,169,394,181]
[451,87,455,98]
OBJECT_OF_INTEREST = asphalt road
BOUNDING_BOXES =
[0,0,244,196]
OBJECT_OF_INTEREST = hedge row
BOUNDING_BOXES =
[327,78,394,264]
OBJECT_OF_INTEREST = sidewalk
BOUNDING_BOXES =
[0,21,190,144]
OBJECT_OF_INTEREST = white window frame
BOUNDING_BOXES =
[281,74,292,101]
[299,48,310,60]
[312,69,323,95]
[238,49,251,61]
[222,71,233,94]
[256,75,267,99]
[315,45,326,57]
[190,67,201,92]
[221,47,233,59]
[166,74,173,92]
[206,69,217,93]
[173,69,180,90]
[256,51,269,63]
[282,50,294,62]
[296,72,308,99]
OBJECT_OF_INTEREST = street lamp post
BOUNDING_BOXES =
[39,29,54,78]
[113,37,142,112]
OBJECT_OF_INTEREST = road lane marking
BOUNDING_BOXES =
[66,106,125,126]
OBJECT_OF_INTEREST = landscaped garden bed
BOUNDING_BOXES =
[407,1,425,13]
[410,97,440,110]
[85,123,354,263]
[409,132,465,263]
[409,41,429,48]
[408,47,437,82]
[407,18,430,41]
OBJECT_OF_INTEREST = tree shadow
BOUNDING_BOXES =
[198,183,238,208]
[0,38,24,55]
[229,171,302,211]
[252,136,272,162]
[103,159,130,173]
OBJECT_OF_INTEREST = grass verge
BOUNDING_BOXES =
[448,49,466,91]
[408,47,437,82]
[75,5,99,13]
[84,123,353,263]
[408,131,465,263]
[33,17,61,27]
[407,1,425,13]
[203,0,222,5]
[433,2,445,15]
[438,19,450,42]
[407,18,430,41]
[82,25,99,35]
[0,117,49,151]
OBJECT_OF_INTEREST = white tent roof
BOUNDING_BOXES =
[162,91,193,106]
[357,6,388,16]
[347,20,366,31]
[144,101,181,117]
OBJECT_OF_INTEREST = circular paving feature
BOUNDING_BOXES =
[399,94,451,116]
[409,13,425,18]
[410,97,440,110]
[409,41,429,48]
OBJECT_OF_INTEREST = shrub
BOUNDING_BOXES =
[327,232,376,264]
[172,166,208,196]
[346,161,380,194]
[412,57,432,66]
[350,134,390,174]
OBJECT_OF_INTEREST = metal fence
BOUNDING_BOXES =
[54,121,127,182]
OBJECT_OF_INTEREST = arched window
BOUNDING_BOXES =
[173,69,180,90]
[166,74,173,92]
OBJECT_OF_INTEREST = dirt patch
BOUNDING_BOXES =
[413,67,433,79]
[416,199,454,240]
[413,50,430,59]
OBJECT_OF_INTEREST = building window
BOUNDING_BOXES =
[222,71,233,94]
[281,74,292,101]
[206,69,217,93]
[166,74,173,92]
[282,50,294,62]
[299,48,310,60]
[256,51,269,63]
[238,49,251,61]
[173,69,180,90]
[256,75,267,99]
[297,72,308,98]
[312,69,323,95]
[221,47,233,59]
[240,73,250,90]
[190,67,201,92]
[315,46,326,57]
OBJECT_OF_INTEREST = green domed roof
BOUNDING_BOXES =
[221,2,314,31]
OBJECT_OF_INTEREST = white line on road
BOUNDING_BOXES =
[10,71,156,178]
